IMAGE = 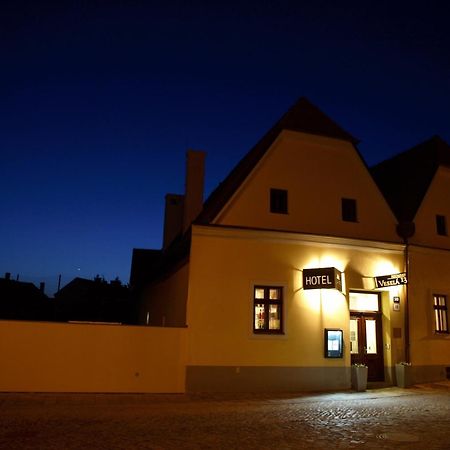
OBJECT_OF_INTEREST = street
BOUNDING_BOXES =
[1,383,449,449]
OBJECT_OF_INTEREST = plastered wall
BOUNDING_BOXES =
[140,263,189,327]
[215,131,398,243]
[187,225,404,370]
[0,320,187,393]
[408,247,450,369]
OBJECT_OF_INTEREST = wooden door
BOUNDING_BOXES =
[350,313,384,381]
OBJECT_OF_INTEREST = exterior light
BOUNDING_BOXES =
[302,267,343,291]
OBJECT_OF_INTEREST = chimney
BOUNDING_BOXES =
[182,150,205,233]
[39,282,45,293]
[5,272,11,280]
[163,193,185,249]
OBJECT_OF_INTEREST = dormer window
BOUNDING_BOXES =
[270,188,288,214]
[342,198,357,222]
[436,215,447,236]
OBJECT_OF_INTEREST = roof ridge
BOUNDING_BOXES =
[279,97,359,145]
[196,97,358,224]
[371,135,450,223]
[372,135,450,170]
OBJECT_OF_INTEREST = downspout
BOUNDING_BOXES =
[397,221,415,364]
[404,240,410,363]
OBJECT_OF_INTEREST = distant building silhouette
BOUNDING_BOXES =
[53,276,135,324]
[0,272,52,321]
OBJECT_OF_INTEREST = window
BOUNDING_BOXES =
[342,198,357,222]
[433,294,449,333]
[436,215,447,236]
[270,189,288,214]
[349,291,380,312]
[254,286,283,333]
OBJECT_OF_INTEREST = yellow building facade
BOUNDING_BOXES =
[186,225,405,391]
[136,99,449,392]
[373,138,450,383]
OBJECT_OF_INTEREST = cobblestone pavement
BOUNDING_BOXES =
[0,383,449,450]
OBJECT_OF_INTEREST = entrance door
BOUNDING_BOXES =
[349,292,384,382]
[350,313,384,381]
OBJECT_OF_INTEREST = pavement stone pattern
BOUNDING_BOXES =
[0,383,449,450]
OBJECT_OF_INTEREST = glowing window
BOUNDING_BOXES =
[269,288,279,300]
[349,292,380,312]
[433,294,449,333]
[253,286,283,334]
[365,319,377,354]
[255,288,265,299]
[350,318,359,354]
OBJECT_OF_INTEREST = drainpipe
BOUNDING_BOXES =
[397,221,414,364]
[404,241,410,363]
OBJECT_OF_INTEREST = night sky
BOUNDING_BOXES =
[1,1,449,296]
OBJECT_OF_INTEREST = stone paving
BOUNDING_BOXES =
[0,383,449,450]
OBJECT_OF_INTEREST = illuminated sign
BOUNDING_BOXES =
[324,328,343,358]
[374,272,407,288]
[303,267,342,291]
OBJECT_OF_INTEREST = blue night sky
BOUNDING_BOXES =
[1,1,449,295]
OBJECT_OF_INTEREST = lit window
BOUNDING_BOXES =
[342,198,357,222]
[270,189,288,214]
[349,292,380,312]
[433,294,449,333]
[436,215,447,236]
[254,286,283,333]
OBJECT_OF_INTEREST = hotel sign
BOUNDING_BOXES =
[303,267,343,291]
[374,272,407,288]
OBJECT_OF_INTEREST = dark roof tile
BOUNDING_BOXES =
[371,136,450,223]
[136,98,359,285]
[197,97,358,224]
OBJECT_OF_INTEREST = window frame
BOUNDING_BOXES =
[435,215,447,236]
[342,198,358,222]
[253,285,284,334]
[433,294,449,334]
[270,188,288,215]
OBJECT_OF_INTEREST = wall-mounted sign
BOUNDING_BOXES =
[303,267,342,291]
[393,296,401,311]
[324,328,343,358]
[374,272,407,289]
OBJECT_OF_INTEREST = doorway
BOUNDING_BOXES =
[349,291,384,382]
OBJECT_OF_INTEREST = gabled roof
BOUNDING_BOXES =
[55,277,94,297]
[371,136,450,223]
[136,97,359,285]
[0,277,50,321]
[0,277,48,300]
[196,97,358,224]
[55,277,128,298]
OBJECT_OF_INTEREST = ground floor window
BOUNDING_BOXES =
[254,286,283,333]
[433,294,449,333]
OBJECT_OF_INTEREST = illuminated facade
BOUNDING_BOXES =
[372,136,450,383]
[134,99,448,392]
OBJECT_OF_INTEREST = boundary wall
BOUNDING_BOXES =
[0,320,187,393]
